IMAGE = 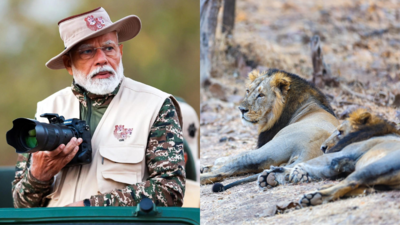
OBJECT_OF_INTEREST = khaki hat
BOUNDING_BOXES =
[46,7,141,70]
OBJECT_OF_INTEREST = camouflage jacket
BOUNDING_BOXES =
[12,83,185,207]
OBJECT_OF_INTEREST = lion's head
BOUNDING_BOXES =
[321,108,381,153]
[239,70,291,133]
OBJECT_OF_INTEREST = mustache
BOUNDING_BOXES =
[88,66,116,79]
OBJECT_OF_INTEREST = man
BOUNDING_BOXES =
[11,7,185,207]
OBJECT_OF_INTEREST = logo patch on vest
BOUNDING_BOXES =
[84,15,105,31]
[113,125,133,142]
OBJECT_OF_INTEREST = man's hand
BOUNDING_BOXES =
[30,137,82,182]
[65,200,84,207]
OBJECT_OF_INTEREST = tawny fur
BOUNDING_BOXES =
[255,110,400,207]
[322,108,400,153]
[201,69,338,187]
[241,69,335,147]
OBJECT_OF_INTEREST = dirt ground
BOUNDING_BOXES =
[200,0,400,224]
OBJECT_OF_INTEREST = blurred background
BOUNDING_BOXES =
[0,0,199,166]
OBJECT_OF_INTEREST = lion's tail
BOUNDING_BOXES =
[212,174,259,192]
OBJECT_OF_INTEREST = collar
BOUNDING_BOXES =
[71,80,121,108]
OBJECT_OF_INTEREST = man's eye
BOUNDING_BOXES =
[80,49,93,55]
[104,46,115,51]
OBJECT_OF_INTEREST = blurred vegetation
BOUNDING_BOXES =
[0,0,199,166]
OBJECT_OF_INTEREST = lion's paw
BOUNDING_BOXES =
[257,170,279,189]
[289,165,312,183]
[299,192,324,207]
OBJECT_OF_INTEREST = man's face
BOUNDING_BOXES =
[63,32,124,95]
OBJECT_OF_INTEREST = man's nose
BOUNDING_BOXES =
[93,48,108,66]
[238,106,249,114]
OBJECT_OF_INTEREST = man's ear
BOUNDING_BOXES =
[119,44,123,56]
[62,55,73,76]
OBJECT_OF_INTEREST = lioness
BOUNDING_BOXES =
[256,108,400,206]
[201,69,339,187]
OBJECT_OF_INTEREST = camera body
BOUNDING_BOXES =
[44,114,92,167]
[6,113,92,167]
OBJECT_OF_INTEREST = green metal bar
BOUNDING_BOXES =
[0,207,200,224]
[0,166,14,208]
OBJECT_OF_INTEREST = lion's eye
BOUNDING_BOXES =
[337,130,343,138]
[257,93,264,98]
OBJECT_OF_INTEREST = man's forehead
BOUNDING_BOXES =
[76,32,118,48]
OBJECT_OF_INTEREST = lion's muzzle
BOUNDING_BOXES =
[238,106,249,114]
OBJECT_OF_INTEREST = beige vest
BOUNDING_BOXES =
[35,77,182,207]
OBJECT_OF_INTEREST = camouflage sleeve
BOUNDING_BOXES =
[11,153,54,208]
[89,98,186,207]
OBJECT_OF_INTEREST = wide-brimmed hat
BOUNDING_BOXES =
[46,7,141,70]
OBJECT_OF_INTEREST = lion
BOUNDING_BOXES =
[255,108,400,207]
[200,69,339,189]
[319,108,398,153]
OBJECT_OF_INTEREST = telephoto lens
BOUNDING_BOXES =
[6,113,92,167]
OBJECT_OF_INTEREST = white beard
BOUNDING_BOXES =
[72,61,124,95]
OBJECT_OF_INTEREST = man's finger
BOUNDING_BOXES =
[47,144,65,157]
[61,137,79,156]
[64,146,79,164]
[76,138,83,145]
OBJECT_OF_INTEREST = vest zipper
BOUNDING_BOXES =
[74,92,92,202]
[85,92,92,127]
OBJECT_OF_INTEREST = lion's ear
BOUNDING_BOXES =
[248,70,260,82]
[271,72,291,95]
[357,112,371,125]
[349,109,371,125]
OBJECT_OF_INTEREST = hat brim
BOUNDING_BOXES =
[46,15,141,70]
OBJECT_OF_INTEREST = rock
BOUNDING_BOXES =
[276,201,301,211]
[209,81,228,101]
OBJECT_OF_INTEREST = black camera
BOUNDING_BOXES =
[6,113,92,167]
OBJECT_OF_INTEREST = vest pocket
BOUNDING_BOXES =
[101,171,137,185]
[98,145,146,194]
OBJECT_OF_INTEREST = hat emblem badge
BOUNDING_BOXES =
[84,15,105,31]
